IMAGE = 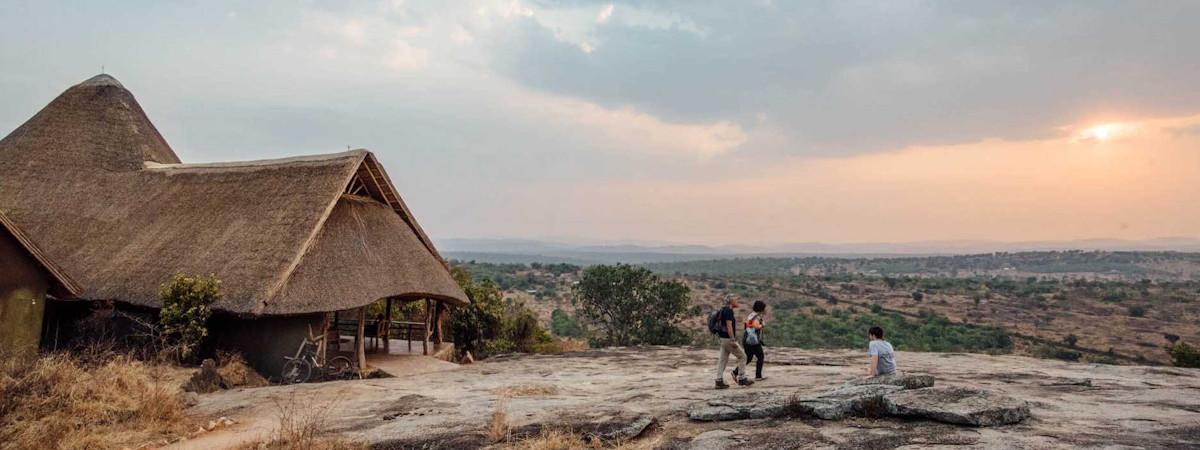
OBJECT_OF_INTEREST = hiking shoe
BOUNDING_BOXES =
[715,379,730,389]
[755,376,767,381]
[737,378,754,387]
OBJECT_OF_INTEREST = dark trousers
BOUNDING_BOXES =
[744,343,764,378]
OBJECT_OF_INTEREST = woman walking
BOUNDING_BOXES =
[736,301,768,381]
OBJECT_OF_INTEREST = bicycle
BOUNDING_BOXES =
[280,329,355,384]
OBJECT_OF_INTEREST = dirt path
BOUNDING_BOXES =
[176,347,1200,449]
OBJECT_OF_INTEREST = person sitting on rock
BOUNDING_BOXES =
[865,326,896,378]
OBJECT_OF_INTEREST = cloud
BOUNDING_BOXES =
[482,114,1200,243]
[484,1,1200,155]
[596,4,614,24]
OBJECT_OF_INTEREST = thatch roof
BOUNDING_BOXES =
[0,210,81,299]
[0,74,467,315]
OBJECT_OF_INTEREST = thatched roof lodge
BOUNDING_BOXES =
[0,74,468,373]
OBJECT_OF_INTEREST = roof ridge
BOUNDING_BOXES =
[144,149,368,171]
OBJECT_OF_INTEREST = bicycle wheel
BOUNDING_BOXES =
[325,356,355,380]
[281,358,313,384]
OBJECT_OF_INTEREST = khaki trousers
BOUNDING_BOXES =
[715,337,747,381]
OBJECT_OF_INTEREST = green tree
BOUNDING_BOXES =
[573,264,693,346]
[158,274,221,362]
[447,267,505,358]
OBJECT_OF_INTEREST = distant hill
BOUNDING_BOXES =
[438,237,1200,266]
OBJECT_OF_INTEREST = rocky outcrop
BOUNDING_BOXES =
[688,394,788,421]
[885,387,1031,426]
[689,374,1030,427]
[844,372,935,389]
[786,384,903,420]
[513,410,656,443]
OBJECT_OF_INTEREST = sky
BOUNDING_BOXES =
[2,0,1199,246]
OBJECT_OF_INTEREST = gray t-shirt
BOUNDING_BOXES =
[869,340,896,375]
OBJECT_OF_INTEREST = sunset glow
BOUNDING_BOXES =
[1079,123,1136,142]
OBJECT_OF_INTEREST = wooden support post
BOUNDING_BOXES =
[434,302,445,344]
[355,307,367,372]
[384,298,392,353]
[423,299,432,355]
[317,312,330,365]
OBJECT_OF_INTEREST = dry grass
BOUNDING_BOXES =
[241,394,366,450]
[489,398,511,443]
[494,383,560,398]
[501,429,663,450]
[216,352,269,388]
[0,349,195,450]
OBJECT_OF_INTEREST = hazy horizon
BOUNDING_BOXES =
[3,1,1199,245]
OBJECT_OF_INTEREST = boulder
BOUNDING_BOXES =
[885,387,1031,426]
[688,429,739,450]
[844,373,935,390]
[786,384,903,420]
[688,394,788,421]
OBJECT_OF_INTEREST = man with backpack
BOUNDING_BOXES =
[710,295,753,389]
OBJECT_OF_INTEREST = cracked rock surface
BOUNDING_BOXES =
[176,346,1200,449]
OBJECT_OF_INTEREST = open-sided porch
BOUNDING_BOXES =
[311,297,457,377]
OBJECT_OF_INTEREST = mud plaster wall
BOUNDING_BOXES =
[207,312,325,377]
[0,230,49,353]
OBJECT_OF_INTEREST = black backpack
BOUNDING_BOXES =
[707,308,724,335]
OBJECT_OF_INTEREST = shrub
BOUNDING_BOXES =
[500,301,554,353]
[911,291,924,302]
[448,268,506,358]
[550,309,584,338]
[448,267,558,359]
[1169,342,1200,368]
[1126,305,1146,317]
[1032,344,1081,362]
[158,274,221,362]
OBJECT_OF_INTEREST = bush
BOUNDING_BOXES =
[1126,305,1146,317]
[447,267,557,359]
[573,264,693,346]
[550,309,584,338]
[158,274,221,362]
[448,268,506,358]
[1169,342,1200,368]
[1032,344,1081,362]
[911,291,924,302]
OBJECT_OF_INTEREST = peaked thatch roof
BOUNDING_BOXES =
[0,210,81,299]
[0,74,467,315]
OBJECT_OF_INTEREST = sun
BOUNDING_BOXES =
[1082,124,1115,141]
[1078,123,1135,142]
